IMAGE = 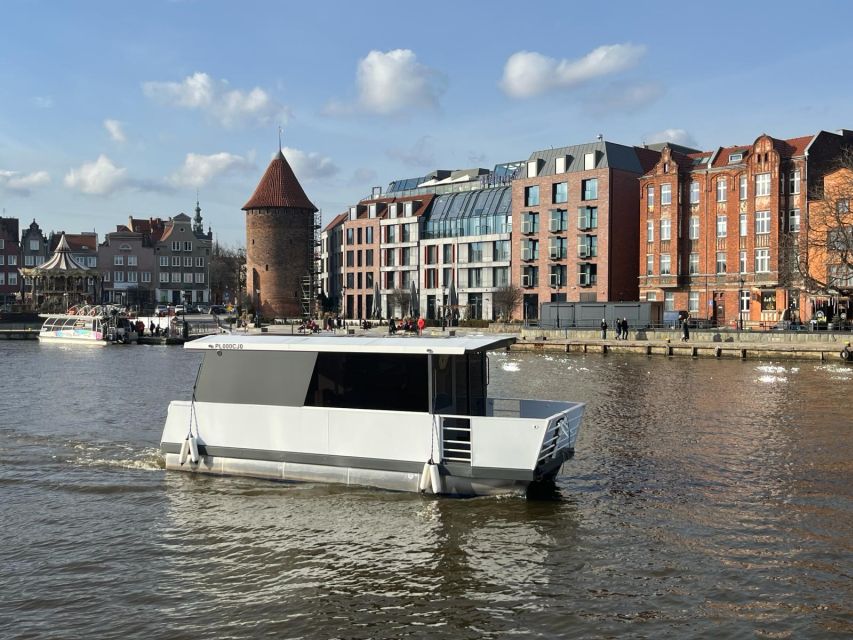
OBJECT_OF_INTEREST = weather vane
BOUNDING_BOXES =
[278,125,283,152]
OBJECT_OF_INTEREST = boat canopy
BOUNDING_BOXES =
[185,335,515,355]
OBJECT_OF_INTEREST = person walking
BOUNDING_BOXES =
[600,318,608,340]
[681,317,690,342]
[622,317,629,340]
[417,316,426,336]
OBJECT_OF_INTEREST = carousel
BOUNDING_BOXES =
[20,234,135,345]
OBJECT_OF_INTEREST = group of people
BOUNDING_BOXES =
[600,317,630,340]
[389,317,426,335]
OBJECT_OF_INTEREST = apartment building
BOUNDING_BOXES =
[512,140,661,318]
[153,213,212,305]
[341,200,381,320]
[0,217,21,307]
[98,225,156,306]
[639,129,853,326]
[420,185,512,320]
[319,211,346,314]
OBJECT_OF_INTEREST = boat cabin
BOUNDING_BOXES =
[186,335,515,417]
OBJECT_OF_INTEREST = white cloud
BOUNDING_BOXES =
[327,49,445,116]
[64,155,128,195]
[142,72,287,127]
[349,167,378,186]
[386,136,436,168]
[280,147,340,181]
[645,128,699,148]
[104,119,126,143]
[0,169,51,195]
[500,43,647,98]
[169,152,254,188]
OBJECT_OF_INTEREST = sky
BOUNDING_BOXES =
[2,0,853,246]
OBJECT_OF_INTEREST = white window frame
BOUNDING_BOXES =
[127,271,138,283]
[646,254,653,276]
[114,271,124,282]
[755,248,770,273]
[160,256,169,267]
[646,220,654,242]
[689,216,699,240]
[184,256,193,267]
[689,253,699,275]
[7,255,16,266]
[755,173,771,197]
[183,273,193,284]
[690,181,700,204]
[688,292,699,314]
[127,255,138,266]
[716,252,727,274]
[142,272,152,283]
[647,185,655,206]
[195,272,205,283]
[755,211,770,235]
[183,241,192,252]
[661,183,672,205]
[716,177,727,202]
[195,257,204,267]
[171,241,180,252]
[114,255,124,265]
[30,239,39,251]
[739,250,747,274]
[789,169,800,195]
[171,272,181,283]
[159,272,169,283]
[7,272,16,286]
[740,213,748,237]
[789,209,800,233]
[660,254,671,275]
[717,216,727,238]
[739,174,748,200]
[660,218,672,241]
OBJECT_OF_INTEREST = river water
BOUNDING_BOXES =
[0,340,850,639]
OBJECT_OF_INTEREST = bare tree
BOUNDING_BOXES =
[796,150,853,297]
[386,287,410,318]
[492,284,523,321]
[209,242,246,306]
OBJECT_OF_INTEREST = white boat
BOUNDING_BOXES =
[160,335,585,497]
[38,305,137,345]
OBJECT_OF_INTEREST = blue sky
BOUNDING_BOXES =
[2,0,853,245]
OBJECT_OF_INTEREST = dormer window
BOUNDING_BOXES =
[388,203,397,218]
[404,201,413,216]
[728,153,743,163]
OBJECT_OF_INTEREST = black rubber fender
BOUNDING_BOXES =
[841,347,851,361]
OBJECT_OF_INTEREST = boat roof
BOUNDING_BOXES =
[186,334,516,355]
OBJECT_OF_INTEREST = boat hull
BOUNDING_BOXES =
[163,450,531,497]
[38,333,108,346]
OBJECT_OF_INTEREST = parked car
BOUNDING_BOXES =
[155,304,169,317]
[174,305,185,315]
[210,305,228,315]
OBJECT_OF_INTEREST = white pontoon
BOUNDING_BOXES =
[160,335,584,497]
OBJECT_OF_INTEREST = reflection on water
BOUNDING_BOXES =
[0,341,850,638]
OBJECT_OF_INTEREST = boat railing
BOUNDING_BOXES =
[536,408,582,465]
[487,397,582,419]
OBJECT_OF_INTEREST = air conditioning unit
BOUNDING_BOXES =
[522,247,532,261]
[521,274,531,288]
[521,220,533,234]
[578,246,589,258]
[550,273,561,288]
[578,272,590,286]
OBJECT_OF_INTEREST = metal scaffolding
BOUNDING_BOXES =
[300,210,322,319]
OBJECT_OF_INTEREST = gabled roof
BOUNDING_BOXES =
[49,232,98,252]
[773,135,813,158]
[323,211,348,233]
[242,151,318,212]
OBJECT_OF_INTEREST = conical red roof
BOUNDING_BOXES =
[242,151,318,212]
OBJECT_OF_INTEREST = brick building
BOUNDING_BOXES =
[319,211,347,314]
[244,150,319,319]
[511,140,661,318]
[639,129,853,326]
[0,217,21,308]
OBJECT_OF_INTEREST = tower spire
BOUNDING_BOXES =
[278,125,283,153]
[193,192,203,234]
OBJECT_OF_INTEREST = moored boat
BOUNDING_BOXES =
[160,334,585,497]
[38,305,137,345]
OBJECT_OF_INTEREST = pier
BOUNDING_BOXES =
[0,328,38,340]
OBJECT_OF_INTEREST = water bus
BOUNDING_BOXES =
[38,305,137,345]
[160,335,585,497]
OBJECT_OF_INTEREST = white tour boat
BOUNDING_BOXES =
[160,334,585,497]
[38,305,137,345]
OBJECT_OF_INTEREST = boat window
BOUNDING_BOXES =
[304,353,428,413]
[432,352,486,417]
[195,351,318,407]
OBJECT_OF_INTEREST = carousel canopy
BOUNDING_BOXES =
[21,233,91,277]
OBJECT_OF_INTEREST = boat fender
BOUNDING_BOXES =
[418,462,431,492]
[428,462,442,495]
[841,347,851,361]
[188,436,200,464]
[179,437,190,466]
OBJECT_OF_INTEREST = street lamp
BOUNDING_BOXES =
[341,286,347,320]
[440,285,446,331]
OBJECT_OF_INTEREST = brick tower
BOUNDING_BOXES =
[243,150,318,319]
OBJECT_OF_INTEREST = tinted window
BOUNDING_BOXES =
[304,353,428,413]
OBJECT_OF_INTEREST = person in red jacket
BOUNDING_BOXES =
[417,316,425,336]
